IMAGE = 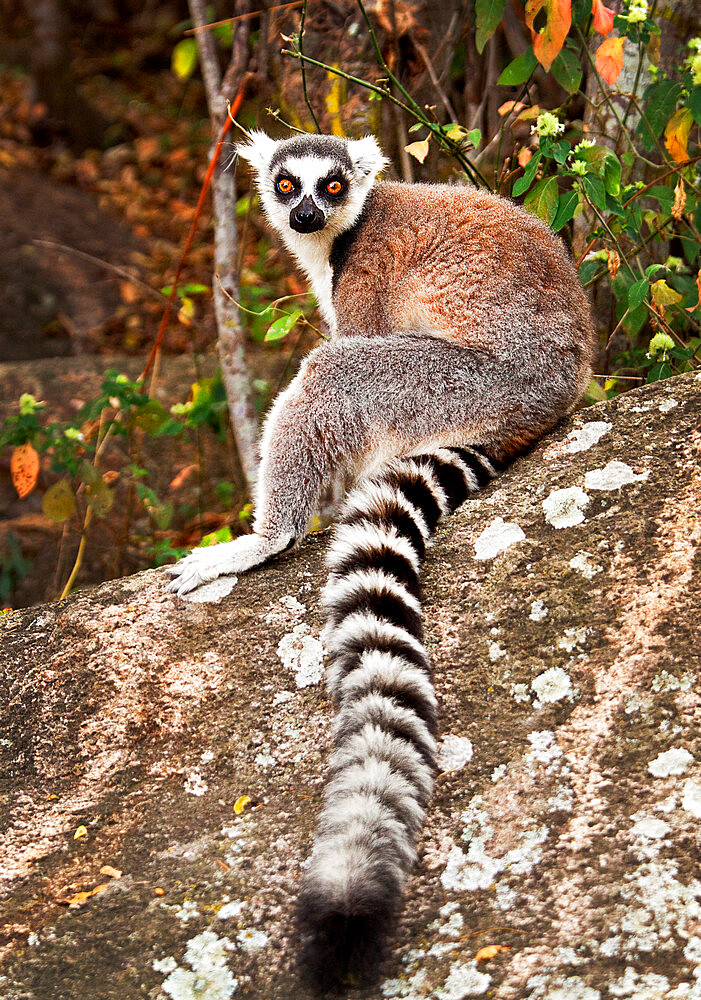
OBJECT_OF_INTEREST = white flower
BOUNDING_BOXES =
[626,0,648,21]
[531,112,565,138]
[574,138,595,153]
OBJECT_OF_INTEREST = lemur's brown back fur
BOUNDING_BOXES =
[331,182,596,440]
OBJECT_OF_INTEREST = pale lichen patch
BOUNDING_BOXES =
[648,747,694,777]
[529,599,548,622]
[542,487,590,528]
[531,667,573,706]
[569,551,602,579]
[158,930,238,1000]
[584,460,649,491]
[182,576,238,604]
[437,960,491,998]
[544,421,612,460]
[276,623,324,688]
[183,769,208,797]
[439,735,474,772]
[682,780,701,819]
[473,517,526,560]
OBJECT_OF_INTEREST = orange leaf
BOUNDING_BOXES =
[664,108,693,165]
[591,0,615,35]
[498,100,526,117]
[475,944,511,962]
[60,884,109,907]
[169,464,197,491]
[11,443,39,499]
[525,0,571,72]
[595,36,625,85]
[518,147,534,167]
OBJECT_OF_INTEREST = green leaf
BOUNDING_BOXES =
[513,152,542,197]
[475,0,506,52]
[497,49,538,86]
[264,309,303,342]
[645,263,666,279]
[466,128,482,148]
[601,153,621,196]
[171,38,199,81]
[579,259,603,285]
[646,185,674,213]
[581,173,607,211]
[42,480,76,523]
[85,478,114,518]
[550,47,583,94]
[551,190,579,231]
[551,139,571,165]
[689,86,701,126]
[524,176,559,226]
[647,362,673,383]
[132,399,168,433]
[628,278,649,310]
[637,79,682,151]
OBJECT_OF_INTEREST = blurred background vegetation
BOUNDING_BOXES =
[0,0,699,608]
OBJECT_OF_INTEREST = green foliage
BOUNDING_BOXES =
[0,534,30,604]
[0,369,245,603]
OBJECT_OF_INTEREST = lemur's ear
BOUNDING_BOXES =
[348,135,389,179]
[235,130,278,173]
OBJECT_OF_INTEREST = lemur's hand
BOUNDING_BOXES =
[165,533,287,597]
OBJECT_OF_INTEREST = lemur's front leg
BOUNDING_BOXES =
[166,345,356,596]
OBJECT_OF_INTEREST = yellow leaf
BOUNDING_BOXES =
[100,865,122,879]
[74,825,88,840]
[234,795,251,815]
[404,139,430,164]
[665,108,693,165]
[595,36,625,85]
[11,442,40,499]
[475,944,511,962]
[42,479,76,523]
[650,279,683,307]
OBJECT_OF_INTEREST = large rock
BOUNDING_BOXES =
[1,372,700,1000]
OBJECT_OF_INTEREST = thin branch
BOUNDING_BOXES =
[184,1,302,34]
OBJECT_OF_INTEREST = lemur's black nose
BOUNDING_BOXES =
[290,196,326,234]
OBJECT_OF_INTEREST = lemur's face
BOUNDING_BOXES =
[237,132,388,242]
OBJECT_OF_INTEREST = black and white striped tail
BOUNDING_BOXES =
[297,446,500,992]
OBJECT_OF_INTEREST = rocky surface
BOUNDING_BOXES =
[1,371,700,1000]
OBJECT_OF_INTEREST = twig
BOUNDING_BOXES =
[32,241,175,307]
[184,1,302,34]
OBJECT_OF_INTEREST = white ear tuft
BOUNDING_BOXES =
[235,130,279,174]
[347,135,389,179]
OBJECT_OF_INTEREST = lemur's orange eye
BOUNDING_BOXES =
[326,180,343,195]
[277,178,294,194]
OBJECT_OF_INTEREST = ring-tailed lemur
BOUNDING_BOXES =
[167,132,596,990]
